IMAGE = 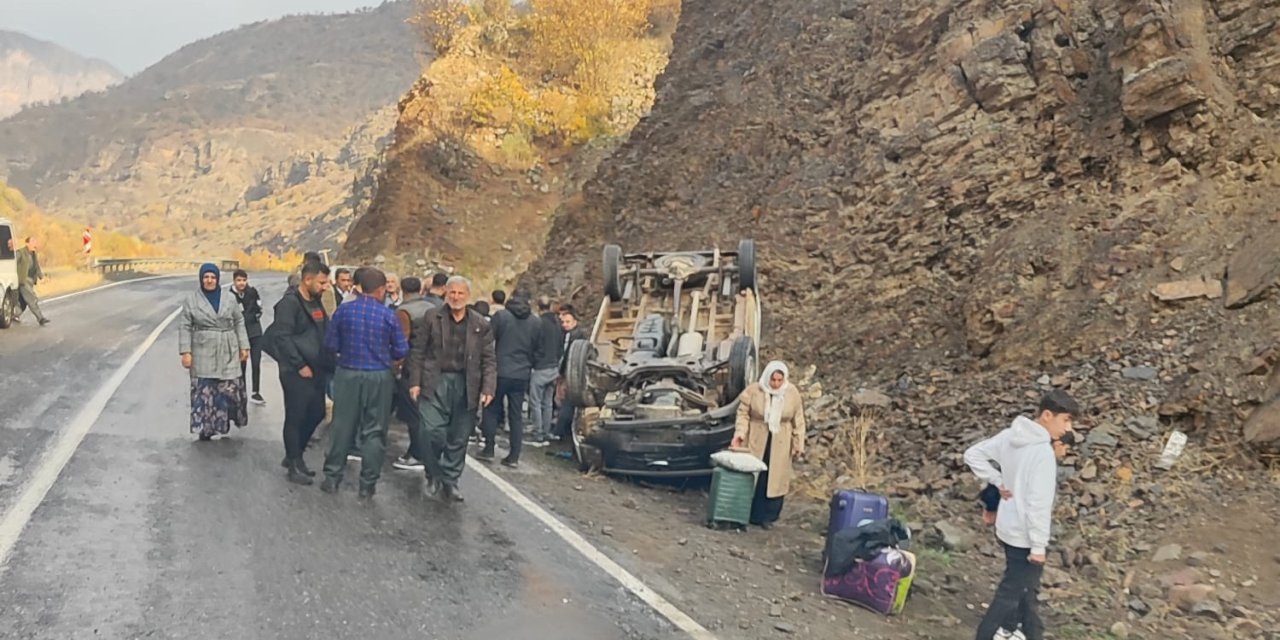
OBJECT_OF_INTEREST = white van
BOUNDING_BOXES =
[0,218,19,328]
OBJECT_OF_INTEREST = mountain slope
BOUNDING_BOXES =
[1,180,161,267]
[0,1,420,255]
[0,30,122,119]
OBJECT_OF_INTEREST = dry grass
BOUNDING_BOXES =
[37,269,103,297]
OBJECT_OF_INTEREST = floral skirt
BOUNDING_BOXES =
[190,377,248,436]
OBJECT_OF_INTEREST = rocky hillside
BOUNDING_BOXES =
[0,31,121,120]
[521,0,1280,635]
[342,0,677,286]
[0,2,419,256]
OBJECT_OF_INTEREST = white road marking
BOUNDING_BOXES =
[0,307,181,576]
[44,274,184,303]
[464,457,717,640]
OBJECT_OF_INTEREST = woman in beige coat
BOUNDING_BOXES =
[732,360,806,528]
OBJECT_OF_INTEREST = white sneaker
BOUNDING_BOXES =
[995,629,1026,640]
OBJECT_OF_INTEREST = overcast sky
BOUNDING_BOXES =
[3,0,383,75]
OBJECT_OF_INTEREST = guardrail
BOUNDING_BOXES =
[93,258,241,275]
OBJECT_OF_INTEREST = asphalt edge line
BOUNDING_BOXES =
[44,274,184,303]
[463,457,718,640]
[0,307,182,576]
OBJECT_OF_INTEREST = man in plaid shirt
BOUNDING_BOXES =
[319,267,410,498]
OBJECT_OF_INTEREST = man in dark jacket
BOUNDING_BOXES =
[554,307,588,441]
[527,296,562,446]
[230,269,266,405]
[425,272,448,307]
[271,261,332,485]
[479,291,541,466]
[14,237,49,326]
[408,276,496,502]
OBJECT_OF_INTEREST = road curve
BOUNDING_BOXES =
[0,276,687,640]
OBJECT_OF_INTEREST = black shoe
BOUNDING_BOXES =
[320,477,340,494]
[280,456,289,469]
[443,484,464,502]
[287,461,313,486]
[198,433,212,441]
[475,447,495,462]
[38,318,50,326]
[250,393,266,406]
[295,457,317,477]
[501,457,519,468]
[358,485,375,499]
[759,521,775,530]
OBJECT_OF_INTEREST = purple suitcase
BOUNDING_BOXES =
[827,490,889,539]
[821,547,915,615]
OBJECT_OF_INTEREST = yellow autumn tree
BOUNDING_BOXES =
[528,0,651,94]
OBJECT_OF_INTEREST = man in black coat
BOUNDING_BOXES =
[554,307,588,441]
[478,292,542,466]
[269,261,332,485]
[230,269,266,405]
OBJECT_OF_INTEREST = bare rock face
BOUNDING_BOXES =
[524,0,1280,442]
[0,31,121,120]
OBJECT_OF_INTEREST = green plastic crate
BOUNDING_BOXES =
[706,467,756,528]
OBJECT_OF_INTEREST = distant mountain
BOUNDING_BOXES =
[0,1,421,255]
[0,31,122,119]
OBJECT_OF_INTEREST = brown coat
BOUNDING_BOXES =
[734,383,806,498]
[408,305,496,410]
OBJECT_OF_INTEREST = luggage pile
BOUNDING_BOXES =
[820,489,916,616]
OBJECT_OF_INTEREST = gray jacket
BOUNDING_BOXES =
[179,290,250,381]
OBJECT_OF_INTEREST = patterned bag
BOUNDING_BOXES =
[821,547,916,615]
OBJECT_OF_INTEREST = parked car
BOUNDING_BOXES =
[565,240,762,477]
[0,218,20,329]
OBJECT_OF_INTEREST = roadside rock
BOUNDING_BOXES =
[1151,277,1223,302]
[1225,225,1280,308]
[1122,366,1159,381]
[1109,621,1130,639]
[1169,584,1216,612]
[1191,598,1225,621]
[931,521,974,552]
[1153,544,1183,562]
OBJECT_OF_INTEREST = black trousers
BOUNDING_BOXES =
[481,376,527,460]
[750,433,785,525]
[975,542,1046,640]
[393,374,426,461]
[554,397,577,439]
[240,336,263,394]
[280,370,326,461]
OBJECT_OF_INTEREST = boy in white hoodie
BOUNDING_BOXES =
[964,389,1078,640]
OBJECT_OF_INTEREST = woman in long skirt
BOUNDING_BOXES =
[731,361,807,529]
[179,264,250,440]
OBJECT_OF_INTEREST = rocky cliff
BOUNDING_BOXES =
[0,3,419,256]
[530,0,1280,435]
[0,31,121,120]
[523,1,1280,632]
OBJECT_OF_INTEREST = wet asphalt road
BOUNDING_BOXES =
[0,276,684,640]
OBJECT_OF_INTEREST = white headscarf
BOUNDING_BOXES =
[758,361,790,434]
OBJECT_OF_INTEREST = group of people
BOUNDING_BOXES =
[177,252,591,503]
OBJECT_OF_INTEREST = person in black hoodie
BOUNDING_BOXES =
[230,269,266,405]
[269,261,332,485]
[478,291,541,466]
[527,296,563,446]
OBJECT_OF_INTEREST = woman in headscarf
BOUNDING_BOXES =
[179,264,251,441]
[731,361,807,529]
